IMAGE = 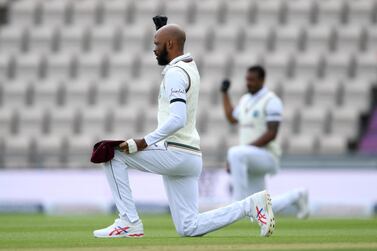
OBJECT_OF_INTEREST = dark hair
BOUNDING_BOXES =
[247,65,266,80]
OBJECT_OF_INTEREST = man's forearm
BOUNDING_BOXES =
[250,131,277,147]
[223,93,237,124]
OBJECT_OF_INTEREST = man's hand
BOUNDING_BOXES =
[220,79,231,93]
[153,15,168,30]
[119,138,148,154]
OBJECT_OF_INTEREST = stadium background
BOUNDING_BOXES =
[0,0,376,219]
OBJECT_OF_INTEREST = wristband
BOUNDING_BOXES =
[126,139,138,154]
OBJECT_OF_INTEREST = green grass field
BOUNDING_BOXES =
[0,214,376,251]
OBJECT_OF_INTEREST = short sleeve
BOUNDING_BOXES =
[164,67,189,104]
[265,97,283,122]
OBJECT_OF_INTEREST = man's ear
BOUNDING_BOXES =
[167,40,174,49]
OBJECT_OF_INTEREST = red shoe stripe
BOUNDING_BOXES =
[109,226,130,236]
[128,233,144,237]
[256,206,267,225]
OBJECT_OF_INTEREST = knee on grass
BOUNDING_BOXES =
[176,222,201,237]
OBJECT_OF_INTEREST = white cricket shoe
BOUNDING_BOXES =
[296,189,310,219]
[249,190,275,237]
[93,218,144,238]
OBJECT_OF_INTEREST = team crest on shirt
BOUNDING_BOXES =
[252,110,259,117]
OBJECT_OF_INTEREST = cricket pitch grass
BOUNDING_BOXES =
[0,214,376,251]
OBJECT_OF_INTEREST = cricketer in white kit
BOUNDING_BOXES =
[221,66,309,219]
[93,24,275,238]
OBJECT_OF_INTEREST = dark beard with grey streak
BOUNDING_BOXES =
[157,45,169,66]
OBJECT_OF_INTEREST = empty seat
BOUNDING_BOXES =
[185,25,210,54]
[0,108,14,136]
[94,80,127,107]
[111,106,139,137]
[9,0,39,26]
[138,55,164,80]
[346,0,376,25]
[263,53,292,81]
[142,107,159,135]
[193,0,223,26]
[27,26,57,54]
[298,107,328,136]
[200,132,228,163]
[102,0,131,26]
[118,26,149,53]
[36,136,64,168]
[335,25,363,53]
[311,80,339,107]
[242,26,273,54]
[1,81,31,108]
[32,81,61,107]
[201,53,230,83]
[355,53,377,81]
[133,0,163,26]
[285,0,315,25]
[57,26,89,54]
[66,135,97,169]
[315,0,346,25]
[207,106,234,134]
[318,135,347,154]
[107,53,135,80]
[78,107,110,136]
[45,53,74,81]
[63,80,93,108]
[48,107,78,136]
[71,0,101,26]
[284,134,317,155]
[255,0,283,26]
[198,79,217,108]
[3,135,34,169]
[281,79,311,108]
[323,53,352,80]
[128,80,155,106]
[366,27,377,53]
[292,52,322,80]
[273,26,303,53]
[40,0,69,26]
[163,0,193,25]
[225,0,252,26]
[342,80,371,112]
[0,54,13,80]
[88,26,119,54]
[330,106,359,139]
[14,54,43,81]
[17,108,47,136]
[280,107,298,136]
[212,26,241,52]
[304,25,334,53]
[76,53,106,81]
[0,26,26,55]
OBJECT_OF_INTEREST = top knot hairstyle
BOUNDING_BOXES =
[248,65,266,81]
[153,16,168,30]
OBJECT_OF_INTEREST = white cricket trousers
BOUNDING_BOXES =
[103,143,252,237]
[227,145,300,213]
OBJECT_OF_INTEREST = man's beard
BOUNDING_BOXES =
[157,45,169,66]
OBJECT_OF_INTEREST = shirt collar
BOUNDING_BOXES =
[169,53,192,65]
[250,86,268,99]
[162,53,192,75]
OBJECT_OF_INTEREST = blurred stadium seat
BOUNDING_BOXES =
[0,0,376,168]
